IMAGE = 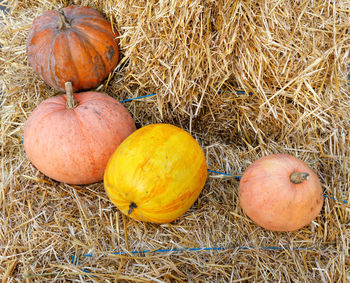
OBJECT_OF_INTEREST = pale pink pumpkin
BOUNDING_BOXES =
[238,154,323,231]
[24,82,136,184]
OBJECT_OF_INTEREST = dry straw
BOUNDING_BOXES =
[1,0,350,281]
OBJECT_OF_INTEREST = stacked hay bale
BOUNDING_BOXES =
[1,0,349,281]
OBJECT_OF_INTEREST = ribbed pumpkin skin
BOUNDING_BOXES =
[238,154,323,231]
[24,92,136,185]
[104,124,207,223]
[27,5,119,92]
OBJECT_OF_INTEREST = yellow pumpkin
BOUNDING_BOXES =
[104,123,207,223]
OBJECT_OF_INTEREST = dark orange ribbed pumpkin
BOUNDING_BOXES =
[27,5,119,92]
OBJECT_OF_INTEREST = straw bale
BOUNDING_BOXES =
[1,0,349,281]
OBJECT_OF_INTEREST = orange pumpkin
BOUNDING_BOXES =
[24,82,136,184]
[238,154,323,231]
[104,124,207,223]
[27,5,119,92]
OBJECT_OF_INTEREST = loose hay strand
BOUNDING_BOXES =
[1,0,350,281]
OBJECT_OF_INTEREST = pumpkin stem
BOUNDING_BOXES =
[57,10,71,30]
[290,172,309,184]
[128,202,137,215]
[65,82,77,109]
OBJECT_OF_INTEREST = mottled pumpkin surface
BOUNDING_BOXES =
[27,5,119,91]
[104,124,207,223]
[24,91,135,184]
[238,154,324,232]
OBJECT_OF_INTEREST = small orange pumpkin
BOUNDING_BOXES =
[24,82,136,184]
[238,154,323,231]
[104,124,207,223]
[27,5,119,92]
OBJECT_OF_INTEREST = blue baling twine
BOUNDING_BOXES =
[119,93,157,103]
[70,245,327,276]
[84,245,326,257]
[321,194,348,204]
[70,245,327,268]
[207,169,238,178]
[120,90,250,102]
